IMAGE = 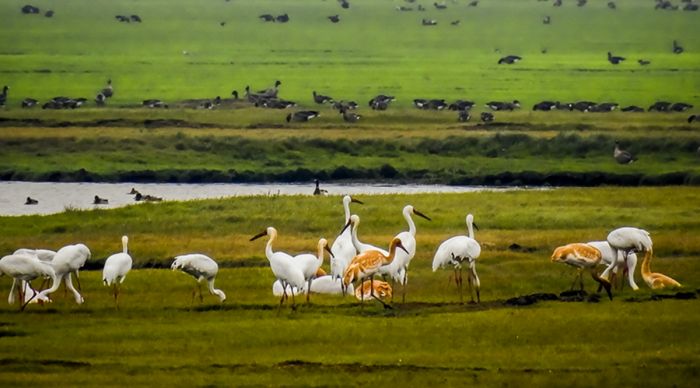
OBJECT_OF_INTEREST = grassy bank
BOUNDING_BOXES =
[0,189,699,385]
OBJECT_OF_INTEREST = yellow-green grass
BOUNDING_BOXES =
[0,0,698,107]
[0,188,699,385]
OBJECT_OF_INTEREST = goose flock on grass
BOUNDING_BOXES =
[0,195,683,312]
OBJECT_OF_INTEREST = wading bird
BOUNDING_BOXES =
[551,243,612,300]
[640,248,681,290]
[102,235,133,308]
[432,214,482,303]
[171,254,226,303]
[354,280,392,302]
[292,238,333,302]
[251,227,306,310]
[330,196,363,280]
[602,227,652,285]
[586,241,638,290]
[0,253,58,310]
[378,205,431,303]
[35,243,91,304]
[343,237,408,308]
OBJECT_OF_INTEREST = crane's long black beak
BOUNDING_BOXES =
[473,222,480,231]
[250,230,267,241]
[325,245,334,258]
[414,209,432,221]
[339,219,352,236]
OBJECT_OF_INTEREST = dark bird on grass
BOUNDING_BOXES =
[498,55,522,64]
[339,0,350,9]
[613,141,635,164]
[673,40,684,54]
[591,102,619,112]
[340,107,361,123]
[231,90,239,100]
[417,4,426,11]
[115,15,129,22]
[276,13,290,23]
[555,102,574,111]
[332,100,358,111]
[608,2,617,9]
[314,179,329,196]
[607,52,625,64]
[671,102,693,112]
[369,95,395,110]
[572,101,597,112]
[286,111,320,123]
[95,92,106,106]
[533,101,557,111]
[256,80,282,99]
[577,0,588,6]
[648,101,672,112]
[434,2,448,10]
[93,195,109,205]
[543,15,551,24]
[458,110,471,122]
[130,15,142,23]
[553,0,562,7]
[25,197,38,205]
[21,98,38,108]
[21,5,40,14]
[259,98,296,109]
[313,91,333,104]
[451,20,460,26]
[638,59,651,65]
[0,85,8,107]
[688,114,697,123]
[142,99,168,108]
[422,18,437,26]
[480,112,494,122]
[101,79,113,98]
[486,100,520,111]
[468,1,479,6]
[244,86,263,103]
[45,10,54,17]
[220,21,226,27]
[621,105,645,112]
[685,3,699,11]
[328,15,340,23]
[449,100,476,111]
[259,14,275,22]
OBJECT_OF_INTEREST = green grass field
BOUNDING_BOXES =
[1,189,699,386]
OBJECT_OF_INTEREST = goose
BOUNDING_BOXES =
[670,102,693,112]
[258,80,281,98]
[468,0,479,6]
[608,1,616,9]
[498,55,522,64]
[369,95,395,110]
[572,101,596,112]
[130,15,142,22]
[613,141,635,164]
[21,98,38,108]
[448,100,475,111]
[101,79,113,98]
[577,0,587,6]
[332,100,358,111]
[0,85,8,107]
[413,99,429,109]
[260,98,296,109]
[244,86,264,103]
[638,59,651,65]
[689,114,697,123]
[286,111,320,122]
[486,100,520,111]
[276,14,289,23]
[313,91,333,104]
[93,195,109,205]
[21,5,40,14]
[555,102,574,110]
[422,18,437,26]
[142,99,168,108]
[553,0,562,6]
[648,101,672,112]
[95,92,106,106]
[685,3,699,11]
[451,20,460,26]
[480,112,494,122]
[543,15,551,24]
[607,52,625,65]
[673,40,683,54]
[434,2,448,9]
[340,107,361,123]
[259,14,275,22]
[397,6,414,11]
[458,110,471,122]
[533,101,557,111]
[621,105,645,112]
[591,102,619,112]
[25,197,38,205]
[328,15,340,23]
[313,179,328,196]
[339,0,350,9]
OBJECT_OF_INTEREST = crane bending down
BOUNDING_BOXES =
[102,235,133,308]
[551,243,612,300]
[602,227,652,288]
[432,214,482,303]
[0,253,59,311]
[35,243,91,304]
[586,241,638,290]
[251,227,306,310]
[171,254,226,303]
[330,195,363,280]
[378,205,431,303]
[343,237,408,309]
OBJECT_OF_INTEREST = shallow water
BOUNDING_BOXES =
[0,181,528,216]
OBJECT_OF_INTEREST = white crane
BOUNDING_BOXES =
[102,235,133,308]
[378,205,431,303]
[292,238,333,303]
[586,240,638,290]
[432,214,482,303]
[602,227,652,286]
[343,214,388,256]
[330,195,363,280]
[35,243,91,304]
[274,274,354,296]
[171,254,226,303]
[13,248,56,300]
[0,253,58,310]
[251,227,306,310]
